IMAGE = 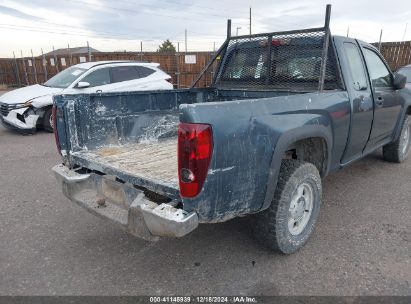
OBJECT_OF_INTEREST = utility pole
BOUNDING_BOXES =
[176,42,180,89]
[140,41,143,61]
[346,27,349,37]
[249,7,252,35]
[41,48,48,81]
[13,51,21,86]
[87,41,91,61]
[53,46,59,73]
[236,26,241,36]
[21,50,29,85]
[185,29,188,53]
[67,44,72,66]
[212,42,216,83]
[31,49,38,84]
[402,23,408,41]
[378,29,383,51]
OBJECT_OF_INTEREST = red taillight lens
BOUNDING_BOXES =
[178,123,213,198]
[52,105,61,155]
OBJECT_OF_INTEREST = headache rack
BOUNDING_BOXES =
[192,4,340,92]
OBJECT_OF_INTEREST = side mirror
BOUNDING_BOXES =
[393,73,406,90]
[76,81,90,89]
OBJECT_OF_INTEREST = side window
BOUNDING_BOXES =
[363,48,393,88]
[81,68,110,87]
[343,43,368,90]
[136,66,155,78]
[111,66,140,83]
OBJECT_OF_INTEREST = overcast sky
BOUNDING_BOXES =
[0,0,410,57]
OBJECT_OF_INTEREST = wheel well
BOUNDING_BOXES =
[283,137,328,176]
[41,105,52,116]
[33,106,51,128]
[406,106,411,115]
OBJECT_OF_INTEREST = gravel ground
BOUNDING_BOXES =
[0,122,410,296]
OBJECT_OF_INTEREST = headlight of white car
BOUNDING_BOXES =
[28,95,53,108]
[14,101,33,109]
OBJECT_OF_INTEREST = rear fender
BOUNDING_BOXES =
[261,124,332,211]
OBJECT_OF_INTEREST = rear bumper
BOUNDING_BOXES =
[52,164,198,241]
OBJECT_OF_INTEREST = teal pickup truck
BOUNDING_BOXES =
[52,6,410,254]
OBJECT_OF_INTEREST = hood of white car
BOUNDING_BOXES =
[0,84,63,105]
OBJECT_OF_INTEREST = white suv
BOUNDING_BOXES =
[0,61,173,134]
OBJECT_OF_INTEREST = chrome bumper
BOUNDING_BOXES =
[52,164,198,241]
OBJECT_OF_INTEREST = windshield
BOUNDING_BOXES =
[43,67,87,88]
[398,68,411,83]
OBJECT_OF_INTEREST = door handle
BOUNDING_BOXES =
[376,96,384,106]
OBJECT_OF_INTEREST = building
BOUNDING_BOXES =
[43,46,100,56]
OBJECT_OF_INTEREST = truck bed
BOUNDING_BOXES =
[56,89,301,200]
[70,138,179,198]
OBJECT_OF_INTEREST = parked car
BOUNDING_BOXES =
[397,64,411,89]
[0,61,173,134]
[52,11,411,254]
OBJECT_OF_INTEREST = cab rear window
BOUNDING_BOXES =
[218,38,341,91]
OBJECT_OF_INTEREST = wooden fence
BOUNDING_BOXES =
[1,40,411,88]
[374,41,411,71]
[0,51,216,88]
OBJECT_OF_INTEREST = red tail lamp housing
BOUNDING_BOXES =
[178,123,213,198]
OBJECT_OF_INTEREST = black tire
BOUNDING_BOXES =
[43,107,53,133]
[253,160,322,254]
[382,116,410,163]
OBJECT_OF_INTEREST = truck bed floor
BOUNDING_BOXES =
[71,139,178,195]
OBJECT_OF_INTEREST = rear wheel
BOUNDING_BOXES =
[383,116,410,163]
[253,160,322,254]
[43,107,53,133]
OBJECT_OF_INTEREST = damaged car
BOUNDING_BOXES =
[0,61,173,134]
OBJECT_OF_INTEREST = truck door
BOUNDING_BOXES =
[359,45,402,149]
[337,38,374,164]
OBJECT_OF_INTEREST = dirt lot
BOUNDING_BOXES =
[0,121,410,296]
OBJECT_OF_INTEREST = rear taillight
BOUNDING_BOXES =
[178,123,213,198]
[52,105,61,155]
